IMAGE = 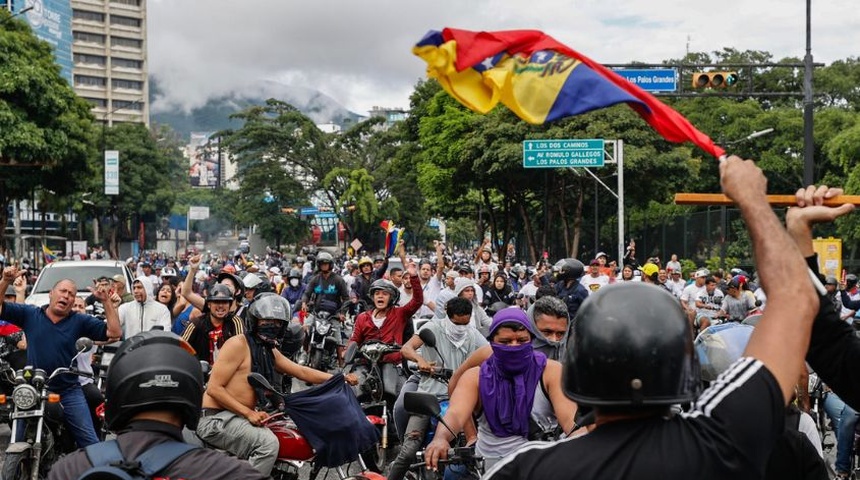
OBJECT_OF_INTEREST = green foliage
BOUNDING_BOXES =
[0,14,95,249]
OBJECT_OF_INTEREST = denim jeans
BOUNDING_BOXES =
[393,374,420,439]
[824,391,859,474]
[14,385,99,448]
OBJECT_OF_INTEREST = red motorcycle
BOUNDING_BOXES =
[248,373,385,480]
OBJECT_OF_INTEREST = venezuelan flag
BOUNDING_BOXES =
[42,244,57,264]
[413,28,724,159]
[380,220,404,258]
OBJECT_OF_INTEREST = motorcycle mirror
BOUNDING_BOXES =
[404,391,457,439]
[200,361,211,375]
[75,337,94,353]
[418,329,437,348]
[344,342,357,365]
[248,372,286,397]
[404,391,441,417]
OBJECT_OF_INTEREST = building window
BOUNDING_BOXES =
[73,31,106,45]
[110,0,141,6]
[83,97,108,108]
[112,100,143,111]
[111,36,142,49]
[74,75,107,87]
[112,57,142,69]
[110,15,141,27]
[112,78,143,90]
[74,53,106,66]
[73,9,105,23]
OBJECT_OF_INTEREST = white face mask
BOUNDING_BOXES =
[445,320,470,347]
[289,278,300,287]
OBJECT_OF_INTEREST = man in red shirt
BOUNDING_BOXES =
[348,262,422,365]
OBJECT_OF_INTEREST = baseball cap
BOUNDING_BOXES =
[639,263,659,277]
[445,270,459,279]
[694,269,708,278]
[269,266,281,275]
[589,259,600,266]
[595,251,607,259]
[112,274,126,284]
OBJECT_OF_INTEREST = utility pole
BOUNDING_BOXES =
[803,0,815,185]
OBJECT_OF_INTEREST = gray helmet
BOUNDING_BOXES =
[369,279,400,307]
[553,258,584,282]
[825,275,839,286]
[248,293,291,324]
[316,251,333,266]
[203,284,234,313]
[846,274,858,289]
[287,268,303,280]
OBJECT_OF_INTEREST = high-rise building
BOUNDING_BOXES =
[4,0,149,125]
[70,0,149,125]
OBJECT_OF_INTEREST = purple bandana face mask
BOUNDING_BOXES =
[491,342,535,377]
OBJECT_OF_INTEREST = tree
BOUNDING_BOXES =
[83,123,183,256]
[0,13,95,253]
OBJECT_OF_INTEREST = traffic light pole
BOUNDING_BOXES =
[803,0,815,186]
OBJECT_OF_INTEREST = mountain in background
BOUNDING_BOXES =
[149,78,366,139]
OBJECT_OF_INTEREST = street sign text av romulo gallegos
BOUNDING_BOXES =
[523,139,605,168]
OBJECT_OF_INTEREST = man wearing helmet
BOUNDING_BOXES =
[197,294,354,477]
[181,254,245,317]
[300,251,349,362]
[181,284,245,364]
[280,268,306,313]
[48,331,266,480]
[348,262,423,370]
[553,258,589,318]
[482,156,822,479]
[351,254,389,309]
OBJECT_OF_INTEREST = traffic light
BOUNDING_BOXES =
[691,71,739,89]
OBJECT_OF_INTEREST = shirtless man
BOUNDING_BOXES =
[195,294,356,477]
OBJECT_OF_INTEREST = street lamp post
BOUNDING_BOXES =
[101,99,143,257]
[0,5,33,26]
[803,0,815,186]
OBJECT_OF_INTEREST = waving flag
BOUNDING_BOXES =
[380,220,404,258]
[413,28,725,158]
[42,244,57,264]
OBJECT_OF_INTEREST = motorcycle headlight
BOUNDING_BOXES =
[12,384,39,410]
[315,322,332,336]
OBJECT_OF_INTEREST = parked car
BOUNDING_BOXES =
[25,260,135,307]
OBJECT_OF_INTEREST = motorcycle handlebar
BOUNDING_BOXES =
[411,448,483,469]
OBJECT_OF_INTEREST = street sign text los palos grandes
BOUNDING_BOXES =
[523,139,605,168]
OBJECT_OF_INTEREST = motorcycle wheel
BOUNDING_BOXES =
[309,349,324,372]
[2,452,30,480]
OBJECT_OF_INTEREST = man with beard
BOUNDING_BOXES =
[181,284,245,364]
[197,294,357,477]
[424,308,577,471]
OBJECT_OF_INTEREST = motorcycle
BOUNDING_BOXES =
[0,335,25,424]
[404,391,484,480]
[2,338,94,480]
[245,372,384,480]
[303,308,342,372]
[345,339,404,472]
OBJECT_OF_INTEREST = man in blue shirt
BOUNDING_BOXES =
[0,265,122,447]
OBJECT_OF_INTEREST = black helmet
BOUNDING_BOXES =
[105,331,203,431]
[553,258,584,282]
[369,278,400,307]
[486,301,510,317]
[287,268,303,280]
[694,323,754,382]
[216,271,245,301]
[563,283,700,407]
[204,284,234,313]
[846,274,858,289]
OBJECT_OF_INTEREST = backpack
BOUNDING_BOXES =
[78,440,197,480]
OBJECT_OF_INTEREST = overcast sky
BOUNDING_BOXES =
[148,0,859,116]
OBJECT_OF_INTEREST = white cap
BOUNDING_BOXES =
[243,274,263,289]
[269,266,281,275]
[694,269,708,278]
